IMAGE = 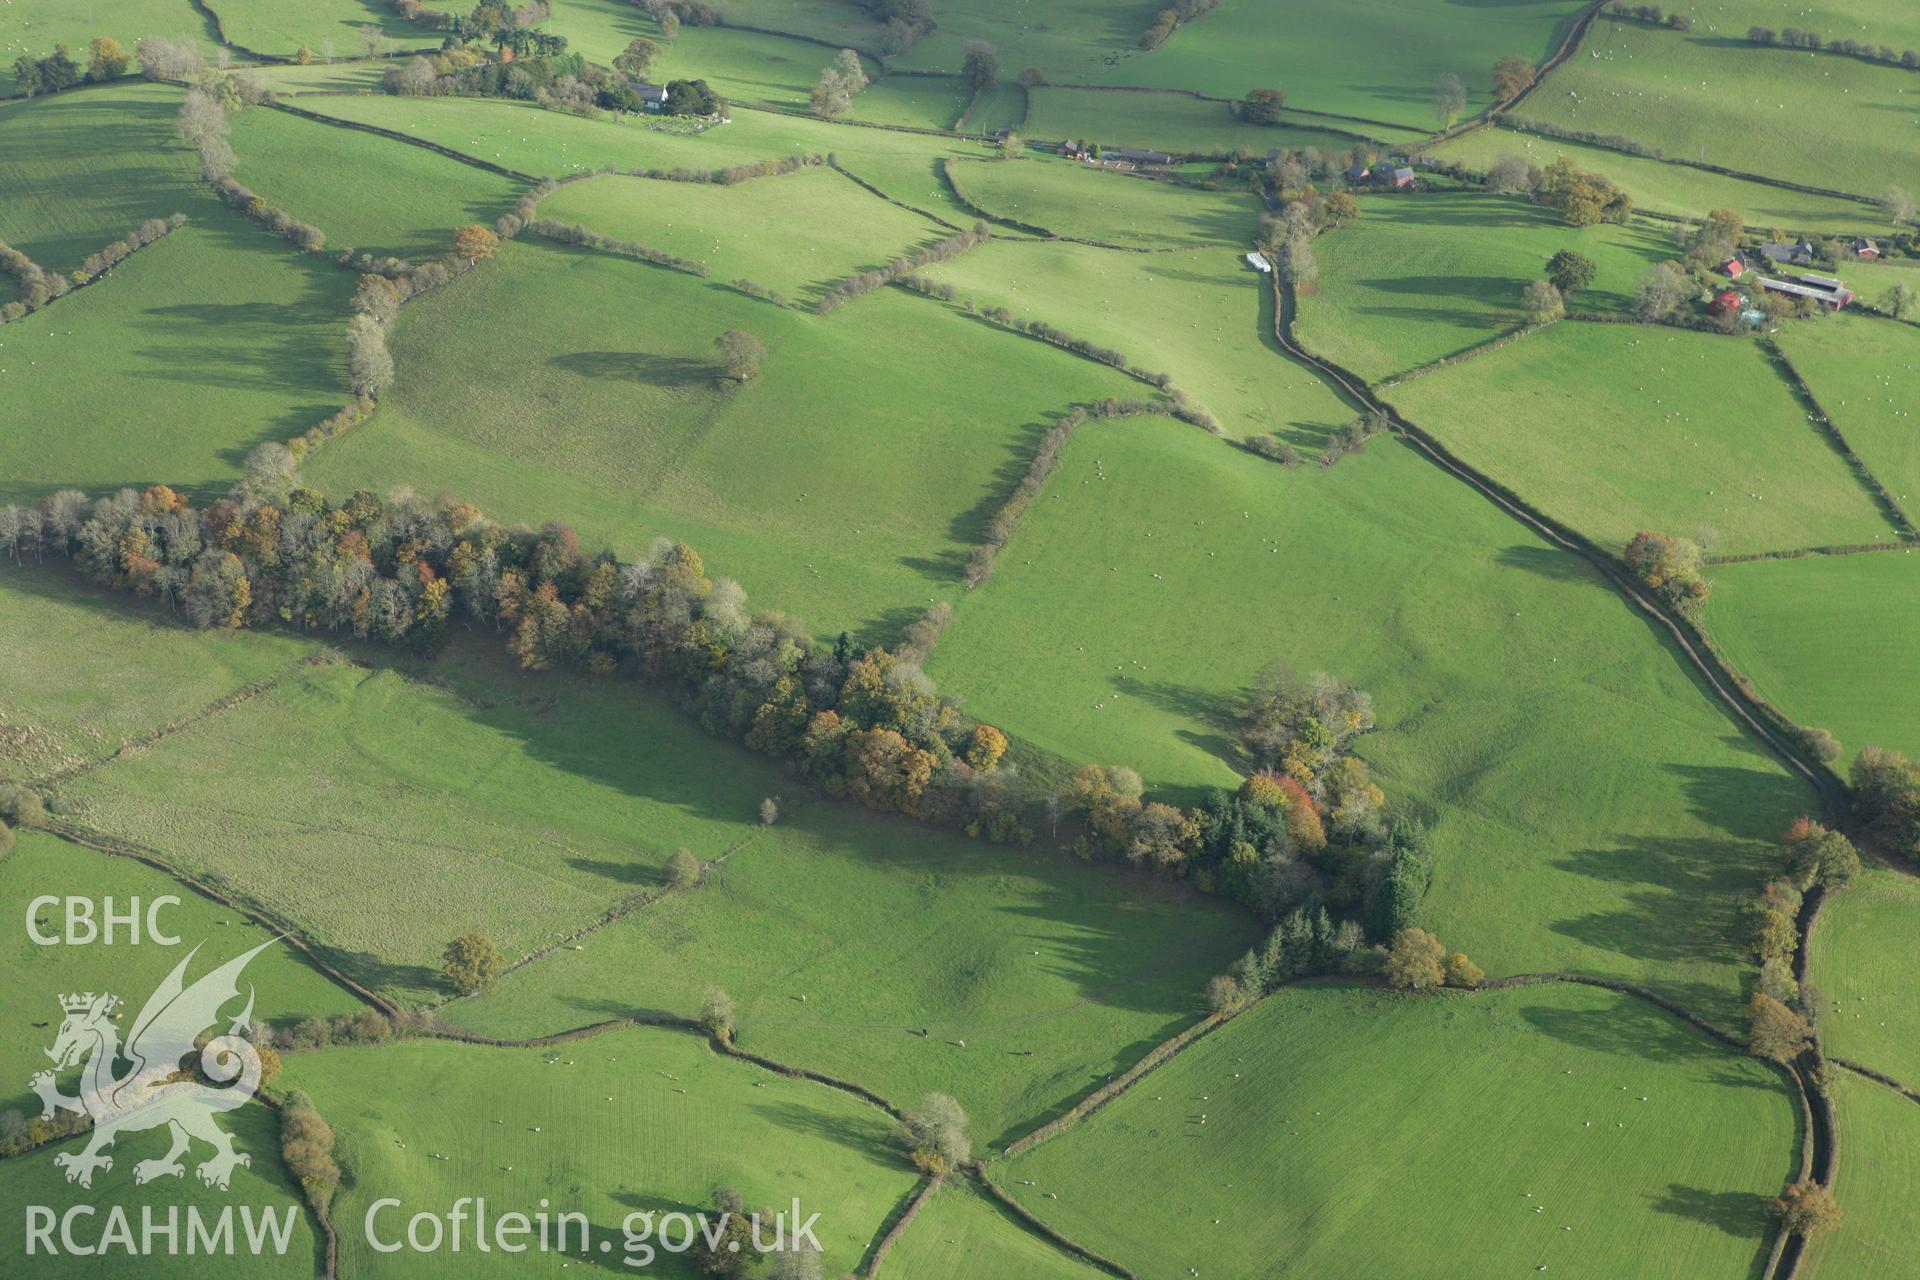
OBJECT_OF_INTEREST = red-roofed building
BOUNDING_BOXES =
[1708,289,1742,316]
[1720,258,1744,278]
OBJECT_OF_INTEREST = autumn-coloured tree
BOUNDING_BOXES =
[1745,992,1810,1063]
[1239,87,1286,124]
[1492,54,1535,101]
[1385,927,1448,990]
[450,224,500,260]
[1445,952,1484,988]
[442,933,505,995]
[1623,530,1709,611]
[1060,764,1145,850]
[87,37,132,82]
[1780,818,1860,892]
[1772,1180,1841,1238]
[965,724,1007,772]
[898,1093,969,1175]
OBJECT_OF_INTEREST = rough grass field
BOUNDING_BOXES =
[1299,194,1671,381]
[1803,1071,1920,1279]
[921,236,1356,443]
[1000,982,1797,1280]
[1807,864,1920,1088]
[1389,321,1901,555]
[285,1026,919,1278]
[0,830,365,1115]
[1704,551,1920,764]
[301,238,1143,639]
[925,420,1809,1021]
[0,1104,318,1278]
[536,166,952,305]
[1521,22,1920,200]
[446,789,1254,1147]
[228,106,522,261]
[56,640,803,1002]
[0,568,319,781]
[1429,126,1884,237]
[882,1181,1105,1279]
[946,156,1255,247]
[1021,87,1423,157]
[0,210,356,510]
[0,83,202,278]
[1773,313,1920,515]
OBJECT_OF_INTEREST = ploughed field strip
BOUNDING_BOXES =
[2,2,1916,1277]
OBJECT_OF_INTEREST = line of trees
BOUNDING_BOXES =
[610,153,824,186]
[1605,3,1694,31]
[529,218,710,276]
[1747,24,1919,70]
[815,221,991,313]
[1,215,186,325]
[1140,0,1221,52]
[278,1092,341,1215]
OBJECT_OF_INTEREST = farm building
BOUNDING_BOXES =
[1757,272,1853,309]
[1708,289,1742,316]
[1384,166,1415,189]
[1851,238,1881,259]
[1719,258,1744,278]
[1106,146,1175,167]
[1754,240,1816,267]
[1245,251,1273,273]
[1345,163,1370,181]
[626,82,668,111]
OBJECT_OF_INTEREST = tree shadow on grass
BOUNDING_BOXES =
[1518,990,1732,1063]
[1493,543,1614,591]
[1650,1183,1771,1242]
[567,856,668,887]
[551,350,718,385]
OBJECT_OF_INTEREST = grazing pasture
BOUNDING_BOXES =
[0,831,365,1115]
[228,105,522,261]
[537,165,951,304]
[0,83,202,278]
[57,641,800,1002]
[999,982,1797,1280]
[1704,551,1920,764]
[301,239,1143,638]
[881,1181,1107,1279]
[1802,1071,1920,1279]
[286,1026,919,1278]
[0,568,320,782]
[1298,193,1670,382]
[1389,321,1902,555]
[0,1,213,95]
[211,0,423,57]
[945,156,1256,247]
[1773,313,1920,515]
[1429,126,1884,237]
[1806,864,1920,1088]
[926,420,1808,1019]
[447,786,1254,1147]
[0,211,357,510]
[921,235,1356,443]
[1520,22,1920,200]
[1022,87,1422,159]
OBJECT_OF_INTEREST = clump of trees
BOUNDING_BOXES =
[1536,156,1632,227]
[1522,278,1566,324]
[442,933,505,994]
[960,40,998,91]
[1,215,186,326]
[700,987,735,1040]
[281,1007,445,1050]
[714,329,766,384]
[1748,22,1919,71]
[1607,4,1693,30]
[1236,86,1287,125]
[1141,0,1220,50]
[1491,54,1535,102]
[10,44,82,96]
[810,48,869,117]
[1382,927,1482,990]
[1433,72,1467,127]
[1319,410,1388,466]
[1546,249,1597,299]
[1852,746,1920,862]
[135,35,206,81]
[898,1093,969,1175]
[1247,435,1302,467]
[859,0,934,57]
[1772,1180,1842,1240]
[1746,991,1811,1063]
[1623,530,1708,610]
[279,1091,341,1213]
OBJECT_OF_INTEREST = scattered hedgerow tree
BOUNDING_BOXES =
[898,1092,970,1174]
[442,933,505,994]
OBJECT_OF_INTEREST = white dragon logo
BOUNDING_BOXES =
[30,938,275,1192]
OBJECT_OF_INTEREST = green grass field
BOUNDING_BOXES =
[0,83,202,279]
[445,788,1254,1146]
[1001,982,1797,1279]
[0,830,366,1115]
[536,166,951,305]
[1704,551,1920,764]
[1732,0,1920,52]
[228,105,523,260]
[921,236,1357,443]
[0,0,214,94]
[1022,87,1424,157]
[57,639,807,1003]
[1299,193,1671,382]
[0,568,320,781]
[301,238,1143,639]
[882,1181,1106,1279]
[1389,321,1901,555]
[1429,126,1885,238]
[0,211,356,509]
[947,155,1256,247]
[0,1104,319,1277]
[926,419,1810,1021]
[1803,1071,1920,1279]
[1773,313,1920,516]
[284,1025,919,1278]
[1806,864,1920,1087]
[210,0,425,58]
[1521,22,1920,202]
[851,72,972,131]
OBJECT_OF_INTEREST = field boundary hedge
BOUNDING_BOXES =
[861,1173,940,1276]
[1039,81,1410,146]
[0,215,187,325]
[1267,273,1848,815]
[1833,1058,1920,1106]
[971,1166,1137,1278]
[266,100,541,181]
[1761,338,1919,540]
[1374,319,1544,387]
[828,157,963,230]
[939,159,1210,252]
